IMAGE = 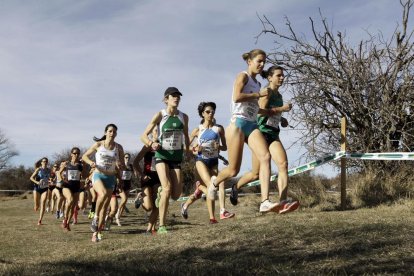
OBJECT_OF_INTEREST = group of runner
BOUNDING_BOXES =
[30,49,299,242]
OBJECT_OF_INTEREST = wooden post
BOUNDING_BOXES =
[340,117,347,210]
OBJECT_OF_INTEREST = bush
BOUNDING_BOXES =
[350,164,414,207]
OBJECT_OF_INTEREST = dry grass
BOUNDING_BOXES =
[0,195,413,275]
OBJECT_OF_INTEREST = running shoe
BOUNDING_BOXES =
[144,229,157,236]
[61,219,67,229]
[66,223,71,231]
[55,211,60,219]
[135,192,143,209]
[90,217,98,232]
[157,225,168,234]
[104,217,113,231]
[180,203,188,219]
[46,207,49,213]
[115,215,122,227]
[59,211,64,218]
[278,199,300,214]
[88,211,95,219]
[155,186,162,208]
[193,181,202,199]
[124,206,130,214]
[97,232,103,241]
[91,232,98,242]
[73,207,79,222]
[220,210,235,220]
[259,200,280,213]
[229,184,238,206]
[207,176,217,200]
[37,220,42,226]
[209,218,218,224]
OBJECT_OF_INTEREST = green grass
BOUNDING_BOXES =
[0,195,413,275]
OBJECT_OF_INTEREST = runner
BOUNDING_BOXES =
[231,65,299,213]
[114,153,134,226]
[47,163,58,214]
[82,124,125,242]
[207,49,280,213]
[133,132,161,235]
[59,147,86,231]
[29,157,51,225]
[140,87,190,234]
[86,167,97,219]
[180,102,235,223]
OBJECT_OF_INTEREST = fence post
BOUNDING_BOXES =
[340,117,347,210]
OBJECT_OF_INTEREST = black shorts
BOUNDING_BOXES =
[155,158,181,169]
[63,181,81,194]
[142,172,160,188]
[122,180,132,191]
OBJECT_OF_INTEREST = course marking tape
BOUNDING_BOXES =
[346,152,414,160]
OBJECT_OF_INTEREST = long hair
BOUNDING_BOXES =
[93,123,118,142]
[34,157,48,168]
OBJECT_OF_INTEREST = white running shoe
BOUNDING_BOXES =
[207,176,217,200]
[259,200,279,213]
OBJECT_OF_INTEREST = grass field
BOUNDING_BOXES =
[0,195,413,275]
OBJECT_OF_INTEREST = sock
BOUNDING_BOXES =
[91,202,96,212]
[220,208,225,214]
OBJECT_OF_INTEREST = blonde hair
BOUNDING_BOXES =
[242,49,266,61]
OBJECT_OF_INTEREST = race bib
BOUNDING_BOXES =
[243,101,259,121]
[122,170,132,180]
[150,157,156,171]
[200,140,219,159]
[161,130,183,150]
[67,170,81,181]
[266,114,282,128]
[38,179,49,189]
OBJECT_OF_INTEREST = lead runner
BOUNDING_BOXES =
[140,87,190,234]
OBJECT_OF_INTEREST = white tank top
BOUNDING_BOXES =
[231,71,261,122]
[95,143,119,174]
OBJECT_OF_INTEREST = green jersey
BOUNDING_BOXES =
[257,90,283,134]
[155,109,185,162]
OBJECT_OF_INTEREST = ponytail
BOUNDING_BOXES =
[242,49,266,62]
[93,123,118,142]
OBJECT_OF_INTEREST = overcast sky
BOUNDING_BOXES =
[0,0,406,176]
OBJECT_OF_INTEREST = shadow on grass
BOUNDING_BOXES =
[5,221,413,275]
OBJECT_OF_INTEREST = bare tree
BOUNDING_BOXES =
[256,0,414,172]
[0,129,18,170]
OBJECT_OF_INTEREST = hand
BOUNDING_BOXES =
[283,101,293,112]
[151,142,160,151]
[281,117,289,128]
[141,175,150,183]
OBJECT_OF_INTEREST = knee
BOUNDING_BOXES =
[161,186,171,198]
[227,168,239,178]
[277,160,288,172]
[258,151,271,164]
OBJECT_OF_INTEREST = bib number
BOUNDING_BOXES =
[122,171,132,180]
[200,141,219,159]
[161,131,183,150]
[266,114,281,128]
[38,179,49,189]
[67,170,81,181]
[150,157,156,171]
[244,101,259,121]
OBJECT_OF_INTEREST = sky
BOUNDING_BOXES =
[0,0,406,177]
